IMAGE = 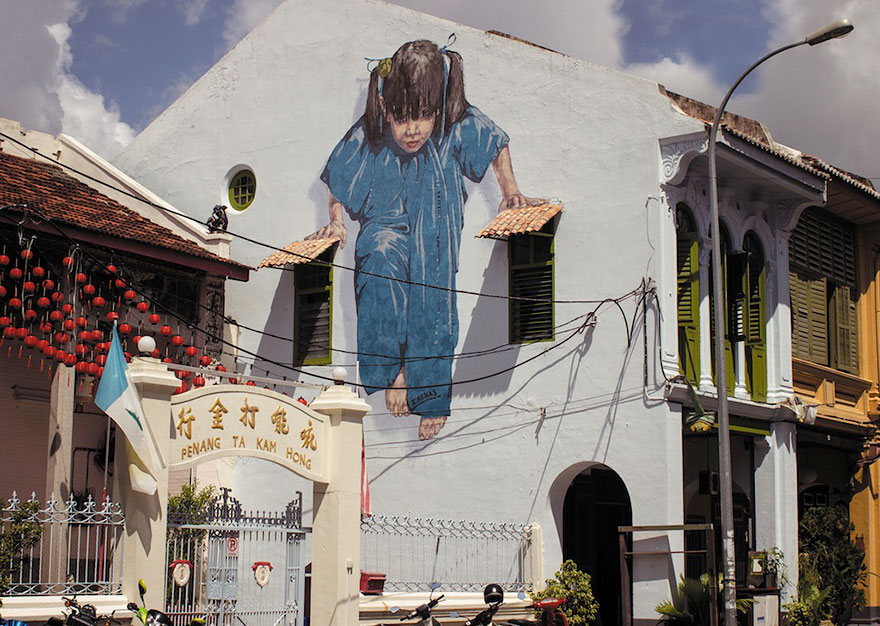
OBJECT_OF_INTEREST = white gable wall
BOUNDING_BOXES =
[116,0,717,618]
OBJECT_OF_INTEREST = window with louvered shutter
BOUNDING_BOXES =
[789,207,857,373]
[294,249,333,364]
[743,232,766,401]
[509,223,554,343]
[676,204,700,383]
[708,225,736,395]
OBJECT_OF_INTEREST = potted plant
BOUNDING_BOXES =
[763,547,787,589]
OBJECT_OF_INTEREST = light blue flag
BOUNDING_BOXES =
[95,324,164,494]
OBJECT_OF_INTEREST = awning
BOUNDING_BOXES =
[476,202,562,240]
[258,237,339,269]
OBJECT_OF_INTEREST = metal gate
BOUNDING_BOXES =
[165,488,308,626]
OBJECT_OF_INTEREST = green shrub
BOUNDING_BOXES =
[0,499,44,609]
[531,560,599,626]
[784,583,831,626]
[656,574,751,626]
[798,506,866,625]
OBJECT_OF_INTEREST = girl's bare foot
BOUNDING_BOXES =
[419,416,447,440]
[385,368,409,416]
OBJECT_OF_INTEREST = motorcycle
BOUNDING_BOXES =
[127,579,204,626]
[502,593,568,626]
[48,596,121,626]
[384,583,504,626]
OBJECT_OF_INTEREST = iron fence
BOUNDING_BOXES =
[360,515,535,593]
[1,492,125,595]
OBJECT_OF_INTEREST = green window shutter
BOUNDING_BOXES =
[830,283,859,374]
[744,236,766,402]
[677,231,700,383]
[294,251,333,364]
[509,228,555,343]
[789,272,829,366]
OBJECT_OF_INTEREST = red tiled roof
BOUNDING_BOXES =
[476,202,563,240]
[0,151,247,273]
[258,238,339,268]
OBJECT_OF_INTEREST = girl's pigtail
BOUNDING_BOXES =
[364,69,383,145]
[443,50,469,135]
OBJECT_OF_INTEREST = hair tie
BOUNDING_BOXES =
[364,56,393,99]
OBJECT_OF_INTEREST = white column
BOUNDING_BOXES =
[308,372,370,626]
[753,421,798,602]
[117,357,177,609]
[46,365,75,503]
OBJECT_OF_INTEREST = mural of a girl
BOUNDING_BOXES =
[308,37,530,440]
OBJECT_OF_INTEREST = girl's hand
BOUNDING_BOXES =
[498,193,548,211]
[305,220,348,248]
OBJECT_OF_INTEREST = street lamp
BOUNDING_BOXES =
[707,16,853,626]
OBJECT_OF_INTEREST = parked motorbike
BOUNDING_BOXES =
[127,579,204,626]
[49,596,120,626]
[384,583,504,626]
[501,593,568,626]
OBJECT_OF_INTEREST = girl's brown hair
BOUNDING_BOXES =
[364,39,468,145]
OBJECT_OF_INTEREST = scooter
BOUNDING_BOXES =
[127,579,204,626]
[502,594,568,626]
[385,583,504,626]
[49,596,121,626]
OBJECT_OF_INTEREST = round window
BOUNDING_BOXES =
[228,169,256,211]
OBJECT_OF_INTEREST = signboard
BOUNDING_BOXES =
[169,384,327,482]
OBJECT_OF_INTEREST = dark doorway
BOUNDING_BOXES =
[563,466,632,626]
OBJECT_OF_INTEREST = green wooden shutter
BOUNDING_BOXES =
[789,272,829,366]
[509,229,555,343]
[294,251,333,364]
[709,257,735,396]
[677,234,700,383]
[744,246,766,402]
[831,283,859,374]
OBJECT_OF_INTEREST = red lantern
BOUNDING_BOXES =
[97,366,104,377]
[9,267,22,280]
[0,254,8,266]
[124,289,137,301]
[199,355,212,366]
[193,376,205,388]
[173,381,188,395]
[75,362,88,373]
[32,266,45,278]
[185,346,198,357]
[162,357,173,364]
[119,323,132,335]
[22,281,36,293]
[92,295,105,308]
[91,329,103,342]
[36,296,50,308]
[43,345,56,357]
[36,339,48,351]
[55,332,69,343]
[63,354,77,367]
[75,344,88,356]
[8,297,22,309]
[246,380,257,387]
[132,334,142,346]
[24,309,37,321]
[0,316,10,327]
[24,335,37,348]
[52,291,65,303]
[95,341,107,353]
[149,313,160,324]
[96,354,107,366]
[78,330,91,342]
[62,319,75,331]
[216,364,227,372]
[178,370,191,380]
[171,335,184,346]
[150,348,160,358]
[40,321,53,333]
[16,327,28,339]
[106,311,119,322]
[2,327,15,338]
[62,256,74,268]
[160,325,172,336]
[136,301,149,312]
[114,278,126,289]
[106,264,117,275]
[74,272,87,284]
[61,304,73,316]
[55,350,67,362]
[20,249,33,261]
[124,352,131,362]
[0,286,5,298]
[82,284,96,296]
[42,279,55,291]
[75,316,87,327]
[87,362,99,375]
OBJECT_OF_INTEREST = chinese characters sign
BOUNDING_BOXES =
[169,385,326,482]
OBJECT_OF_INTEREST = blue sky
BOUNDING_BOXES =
[1,0,877,182]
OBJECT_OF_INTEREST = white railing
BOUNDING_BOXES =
[1,492,125,595]
[361,515,536,592]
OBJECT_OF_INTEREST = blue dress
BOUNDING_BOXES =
[321,106,509,417]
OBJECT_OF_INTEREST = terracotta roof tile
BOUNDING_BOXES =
[476,202,562,240]
[801,155,880,202]
[258,237,339,268]
[0,151,246,271]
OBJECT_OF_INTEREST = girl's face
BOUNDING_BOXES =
[386,112,436,153]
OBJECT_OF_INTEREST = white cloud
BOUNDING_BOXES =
[222,0,284,49]
[181,0,212,26]
[0,0,135,160]
[625,54,725,107]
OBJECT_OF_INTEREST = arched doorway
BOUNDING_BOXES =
[563,465,632,626]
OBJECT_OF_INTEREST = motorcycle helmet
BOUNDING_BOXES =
[484,583,504,605]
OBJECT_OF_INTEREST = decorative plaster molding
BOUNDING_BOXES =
[698,237,712,267]
[771,197,815,232]
[660,136,708,185]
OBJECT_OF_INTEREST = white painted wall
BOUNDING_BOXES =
[111,0,806,619]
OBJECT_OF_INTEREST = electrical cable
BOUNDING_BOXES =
[0,130,605,306]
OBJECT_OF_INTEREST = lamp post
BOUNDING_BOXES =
[707,17,853,626]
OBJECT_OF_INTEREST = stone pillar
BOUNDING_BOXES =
[753,421,798,602]
[308,371,370,626]
[46,364,75,503]
[116,357,177,609]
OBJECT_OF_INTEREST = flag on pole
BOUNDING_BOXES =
[94,324,164,494]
